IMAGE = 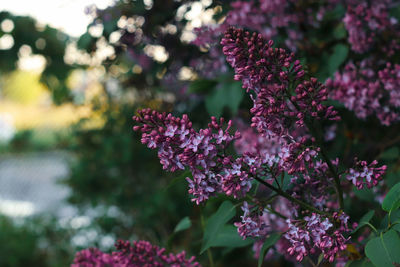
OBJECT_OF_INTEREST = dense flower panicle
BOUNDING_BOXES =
[221,28,303,92]
[133,108,256,204]
[327,61,400,125]
[343,1,399,54]
[72,248,115,267]
[72,240,201,267]
[226,1,267,33]
[346,159,387,189]
[291,159,340,211]
[379,63,400,108]
[221,27,339,139]
[284,213,351,262]
[282,138,319,175]
[234,201,270,239]
[235,198,293,240]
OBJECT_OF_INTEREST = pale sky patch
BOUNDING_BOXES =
[1,0,115,37]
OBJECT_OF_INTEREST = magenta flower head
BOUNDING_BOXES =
[72,240,201,267]
[133,108,252,204]
[221,27,339,138]
[346,158,387,189]
[284,212,351,262]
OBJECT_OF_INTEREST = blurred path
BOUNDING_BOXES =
[0,151,74,217]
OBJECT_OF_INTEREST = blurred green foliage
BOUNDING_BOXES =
[0,11,73,103]
[0,216,74,267]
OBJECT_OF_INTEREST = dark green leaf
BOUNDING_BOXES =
[347,258,375,267]
[317,253,324,266]
[201,201,236,253]
[205,82,244,117]
[174,217,191,233]
[188,79,217,94]
[380,147,399,160]
[258,233,281,267]
[382,182,400,212]
[327,44,349,75]
[353,187,375,203]
[365,230,400,267]
[207,225,253,248]
[77,32,93,50]
[352,210,375,233]
[164,170,190,191]
[392,223,400,233]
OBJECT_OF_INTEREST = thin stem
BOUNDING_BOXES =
[320,149,344,210]
[366,222,378,235]
[253,175,330,217]
[265,206,288,220]
[289,100,345,210]
[200,210,215,267]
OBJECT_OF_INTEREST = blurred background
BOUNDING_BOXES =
[0,0,367,266]
[0,0,254,266]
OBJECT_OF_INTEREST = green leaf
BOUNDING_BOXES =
[380,147,399,160]
[77,32,93,50]
[188,79,217,94]
[382,182,400,212]
[365,230,400,267]
[258,233,281,267]
[327,44,349,75]
[174,217,191,233]
[333,24,347,40]
[353,187,375,203]
[164,170,190,191]
[201,201,236,253]
[392,223,400,233]
[352,210,375,233]
[205,82,244,117]
[206,225,253,248]
[347,258,375,267]
[317,253,324,266]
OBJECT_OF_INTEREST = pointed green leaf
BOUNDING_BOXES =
[327,44,349,74]
[174,217,191,233]
[365,230,400,267]
[382,182,400,212]
[201,201,236,253]
[352,210,375,233]
[205,82,244,117]
[258,233,281,267]
[347,258,375,267]
[206,225,253,248]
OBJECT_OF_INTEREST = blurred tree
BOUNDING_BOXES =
[0,11,73,104]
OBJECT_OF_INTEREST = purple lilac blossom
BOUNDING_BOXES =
[284,212,351,262]
[343,0,400,55]
[346,159,387,189]
[327,61,400,126]
[72,240,201,267]
[133,108,256,203]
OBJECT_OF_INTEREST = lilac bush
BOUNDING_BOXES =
[73,0,400,266]
[72,240,200,267]
[131,27,389,264]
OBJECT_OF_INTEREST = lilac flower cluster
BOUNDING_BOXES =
[346,159,387,189]
[133,108,257,203]
[235,198,294,240]
[133,25,389,264]
[72,240,200,267]
[284,212,351,262]
[343,0,400,54]
[327,61,400,125]
[234,201,270,239]
[221,27,340,137]
[190,0,342,79]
